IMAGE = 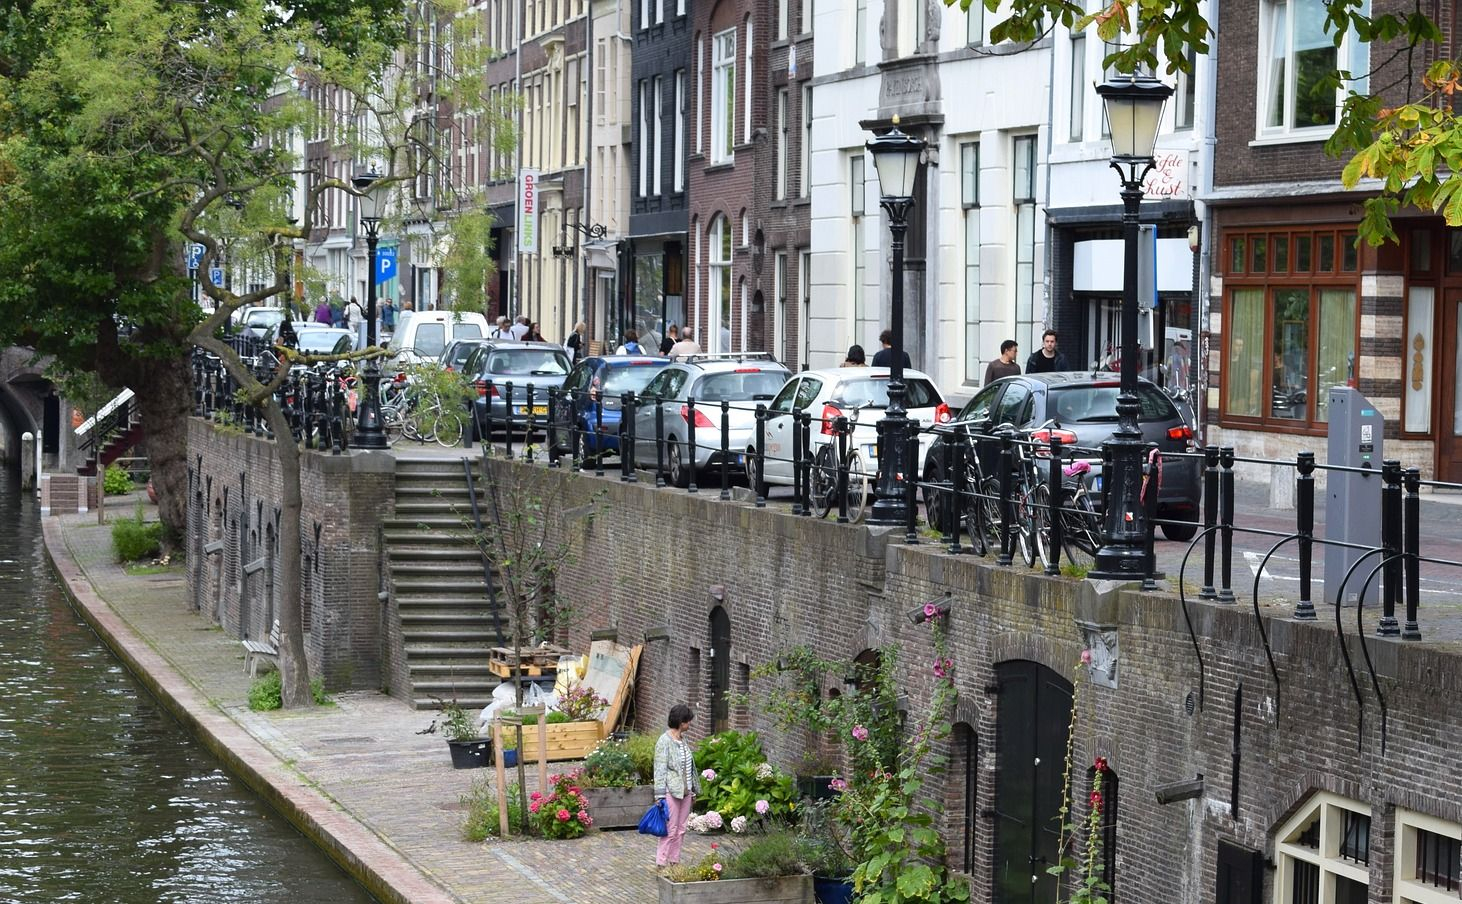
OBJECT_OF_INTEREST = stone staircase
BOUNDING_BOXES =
[386,456,508,710]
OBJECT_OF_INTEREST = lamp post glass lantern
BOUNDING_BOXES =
[352,169,389,449]
[1090,74,1172,579]
[864,121,925,526]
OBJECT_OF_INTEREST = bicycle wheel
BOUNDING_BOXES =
[1063,492,1101,568]
[979,476,1005,551]
[1015,487,1037,568]
[1030,484,1054,569]
[809,444,837,519]
[432,410,465,447]
[846,450,871,523]
[380,405,403,446]
[406,399,438,443]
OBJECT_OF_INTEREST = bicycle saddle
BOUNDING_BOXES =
[1062,460,1091,478]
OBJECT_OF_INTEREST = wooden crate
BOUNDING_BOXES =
[581,785,655,829]
[513,719,603,762]
[657,875,811,904]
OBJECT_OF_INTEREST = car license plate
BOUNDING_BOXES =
[864,444,878,461]
[517,405,548,416]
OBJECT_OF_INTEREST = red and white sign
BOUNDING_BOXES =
[1142,150,1189,200]
[518,168,539,254]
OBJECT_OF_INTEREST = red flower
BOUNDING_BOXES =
[710,842,719,850]
[569,786,582,795]
[1090,791,1103,811]
[557,808,571,821]
[1094,756,1108,773]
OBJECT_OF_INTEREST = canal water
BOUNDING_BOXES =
[0,472,376,903]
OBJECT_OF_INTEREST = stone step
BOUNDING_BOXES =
[400,612,500,627]
[409,678,499,696]
[408,662,504,676]
[402,628,503,644]
[389,560,486,577]
[404,645,498,659]
[392,578,491,595]
[393,486,483,502]
[383,517,476,533]
[393,500,478,517]
[413,696,492,711]
[386,545,484,562]
[395,596,503,610]
[382,529,478,547]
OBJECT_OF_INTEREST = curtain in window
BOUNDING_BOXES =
[1315,288,1356,422]
[1293,0,1338,126]
[1265,0,1288,129]
[1226,289,1264,417]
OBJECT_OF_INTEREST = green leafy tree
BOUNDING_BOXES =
[0,0,513,706]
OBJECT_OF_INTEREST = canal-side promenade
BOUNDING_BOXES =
[41,506,713,904]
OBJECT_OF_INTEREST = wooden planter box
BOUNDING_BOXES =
[657,874,812,904]
[513,719,603,762]
[581,784,654,829]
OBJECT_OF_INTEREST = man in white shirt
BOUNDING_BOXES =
[490,316,513,340]
[509,315,530,341]
[668,326,701,358]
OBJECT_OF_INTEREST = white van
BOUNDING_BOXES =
[388,310,491,366]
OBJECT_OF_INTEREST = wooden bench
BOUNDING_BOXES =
[243,619,281,677]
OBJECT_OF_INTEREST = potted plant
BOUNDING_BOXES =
[508,685,610,762]
[499,729,519,767]
[441,700,492,770]
[797,801,855,904]
[659,832,811,904]
[579,736,656,829]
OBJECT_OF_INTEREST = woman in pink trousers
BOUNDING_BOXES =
[652,703,702,869]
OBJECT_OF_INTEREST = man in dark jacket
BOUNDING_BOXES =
[1025,329,1070,373]
[870,329,912,369]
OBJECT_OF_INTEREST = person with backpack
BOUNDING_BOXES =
[615,329,645,355]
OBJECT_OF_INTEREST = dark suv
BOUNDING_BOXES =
[922,372,1200,540]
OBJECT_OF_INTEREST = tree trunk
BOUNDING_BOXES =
[131,353,193,553]
[264,403,313,708]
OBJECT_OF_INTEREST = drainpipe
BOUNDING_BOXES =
[582,0,596,332]
[1042,21,1056,349]
[1195,0,1219,444]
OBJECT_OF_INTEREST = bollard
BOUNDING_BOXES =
[1403,468,1421,639]
[1217,446,1236,603]
[484,380,497,455]
[571,389,585,472]
[798,412,813,516]
[904,420,920,545]
[624,393,639,483]
[654,395,667,488]
[1045,436,1064,575]
[686,397,699,493]
[996,430,1015,566]
[1200,445,1219,600]
[790,405,805,516]
[943,434,962,554]
[594,388,606,477]
[719,400,731,500]
[504,381,516,461]
[620,393,634,482]
[753,404,767,507]
[1378,460,1403,636]
[1294,452,1316,619]
[1141,445,1161,591]
[524,384,537,462]
[547,388,560,468]
[835,416,849,523]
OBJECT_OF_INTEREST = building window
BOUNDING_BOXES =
[1222,227,1359,429]
[1396,809,1462,901]
[1175,47,1197,130]
[712,29,736,164]
[638,80,649,196]
[1069,31,1086,141]
[1274,792,1370,904]
[774,251,789,361]
[961,141,981,384]
[594,39,607,125]
[674,70,686,192]
[855,0,867,65]
[778,0,789,40]
[1258,0,1360,138]
[639,0,648,29]
[850,153,865,217]
[776,88,789,199]
[800,85,813,198]
[653,75,664,193]
[1090,767,1118,898]
[1013,134,1037,351]
[655,0,663,25]
[851,154,866,345]
[677,0,684,17]
[743,19,754,144]
[710,216,732,354]
[966,0,983,46]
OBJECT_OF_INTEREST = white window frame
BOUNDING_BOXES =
[743,20,754,144]
[1175,47,1197,131]
[638,80,649,197]
[774,251,788,361]
[777,0,789,40]
[1069,30,1086,141]
[961,141,981,384]
[799,85,812,198]
[653,75,664,193]
[1273,791,1371,904]
[854,0,867,65]
[696,37,705,154]
[677,0,685,16]
[1013,133,1037,350]
[640,0,649,29]
[799,249,811,367]
[966,0,983,46]
[1255,0,1366,142]
[595,39,607,125]
[712,29,736,164]
[709,216,732,354]
[775,88,789,200]
[674,70,686,191]
[1394,809,1462,904]
[655,0,664,25]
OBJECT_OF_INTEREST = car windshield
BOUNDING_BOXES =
[1048,384,1178,423]
[483,349,570,376]
[447,343,481,368]
[693,370,788,402]
[830,377,942,409]
[297,331,348,353]
[247,310,284,328]
[454,323,484,340]
[601,363,667,394]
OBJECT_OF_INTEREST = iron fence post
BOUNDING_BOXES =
[624,392,639,483]
[1046,436,1064,576]
[719,400,731,500]
[943,433,963,554]
[791,406,805,516]
[593,387,605,477]
[836,416,850,524]
[655,395,666,488]
[1142,444,1161,591]
[504,381,516,462]
[686,397,699,493]
[1294,451,1316,620]
[904,420,920,544]
[1378,459,1403,636]
[1403,467,1421,640]
[524,384,537,461]
[753,404,767,507]
[1200,445,1219,600]
[799,412,813,517]
[997,429,1015,567]
[547,388,560,468]
[1217,446,1236,603]
[620,393,634,482]
[484,380,496,456]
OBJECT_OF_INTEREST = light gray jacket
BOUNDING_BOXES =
[652,731,701,800]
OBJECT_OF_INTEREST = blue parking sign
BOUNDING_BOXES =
[185,243,205,271]
[209,266,224,287]
[376,245,398,284]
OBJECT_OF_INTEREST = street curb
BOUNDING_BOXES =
[40,519,459,904]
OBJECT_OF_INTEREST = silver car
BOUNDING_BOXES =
[464,341,573,438]
[631,356,791,487]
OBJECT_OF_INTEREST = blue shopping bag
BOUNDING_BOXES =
[637,798,669,837]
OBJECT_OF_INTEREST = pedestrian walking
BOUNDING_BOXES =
[491,316,513,340]
[314,299,332,325]
[380,297,396,334]
[652,703,701,870]
[567,321,586,362]
[870,329,911,369]
[983,339,1021,385]
[1025,329,1070,373]
[660,324,679,355]
[842,345,867,367]
[668,326,701,358]
[527,322,546,342]
[615,330,645,355]
[510,315,531,341]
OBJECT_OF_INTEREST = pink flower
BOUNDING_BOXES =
[1080,649,1093,665]
[549,773,562,785]
[577,809,591,824]
[923,602,939,619]
[932,658,946,678]
[755,799,770,815]
[828,778,848,793]
[712,863,722,873]
[529,800,541,813]
[851,725,869,742]
[569,786,582,795]
[556,808,571,821]
[710,842,719,850]
[530,791,542,801]
[702,768,717,781]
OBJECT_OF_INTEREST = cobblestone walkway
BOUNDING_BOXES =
[49,508,723,904]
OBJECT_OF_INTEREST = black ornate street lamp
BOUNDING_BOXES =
[352,168,389,449]
[865,118,926,526]
[1090,74,1172,579]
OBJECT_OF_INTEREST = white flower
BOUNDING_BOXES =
[687,815,709,834]
[730,815,748,834]
[755,762,774,781]
[704,810,724,829]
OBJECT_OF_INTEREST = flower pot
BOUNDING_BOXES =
[501,748,518,767]
[447,737,492,770]
[812,876,853,904]
[514,719,604,762]
[657,874,812,904]
[581,784,655,830]
[796,775,840,802]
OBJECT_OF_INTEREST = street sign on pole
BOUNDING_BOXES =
[209,266,224,287]
[185,243,205,271]
[376,245,398,284]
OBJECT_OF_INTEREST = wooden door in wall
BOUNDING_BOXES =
[1438,290,1462,481]
[708,606,731,733]
[992,660,1072,904]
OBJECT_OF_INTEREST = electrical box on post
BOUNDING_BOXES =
[1324,387,1383,606]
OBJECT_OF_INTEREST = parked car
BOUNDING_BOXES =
[751,367,952,490]
[388,310,490,366]
[238,306,286,339]
[258,319,312,346]
[921,371,1200,541]
[464,341,573,438]
[630,356,791,487]
[292,326,357,356]
[440,337,490,373]
[550,354,673,459]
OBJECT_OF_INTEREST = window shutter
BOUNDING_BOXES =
[1215,841,1262,904]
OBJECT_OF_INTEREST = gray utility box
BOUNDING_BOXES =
[1324,387,1383,606]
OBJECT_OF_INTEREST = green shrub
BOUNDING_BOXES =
[581,738,639,788]
[694,730,797,820]
[725,830,804,879]
[520,710,570,726]
[248,671,282,711]
[103,464,134,496]
[461,779,528,841]
[625,731,657,783]
[111,505,162,562]
[310,677,330,706]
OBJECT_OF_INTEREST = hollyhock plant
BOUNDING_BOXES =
[851,725,869,742]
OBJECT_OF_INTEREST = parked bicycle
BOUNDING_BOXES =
[808,405,874,522]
